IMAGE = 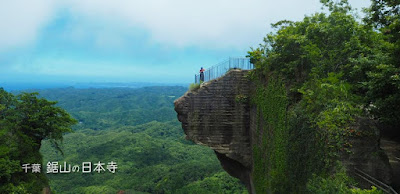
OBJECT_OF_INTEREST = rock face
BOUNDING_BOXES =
[340,118,393,187]
[174,70,253,191]
[174,69,393,193]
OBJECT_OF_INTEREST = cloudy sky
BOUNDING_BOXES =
[0,0,371,84]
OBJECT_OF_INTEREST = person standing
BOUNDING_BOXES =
[199,67,205,82]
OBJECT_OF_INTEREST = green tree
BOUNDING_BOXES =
[364,0,400,127]
[366,0,400,46]
[0,88,77,193]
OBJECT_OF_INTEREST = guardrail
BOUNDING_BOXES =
[354,168,398,194]
[195,57,254,84]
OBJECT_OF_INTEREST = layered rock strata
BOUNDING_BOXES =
[174,70,253,191]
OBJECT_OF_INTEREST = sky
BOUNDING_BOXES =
[0,0,371,84]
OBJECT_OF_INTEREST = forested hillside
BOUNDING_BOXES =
[37,87,247,193]
[247,0,400,193]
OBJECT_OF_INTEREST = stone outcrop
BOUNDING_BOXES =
[174,69,393,193]
[174,70,253,190]
[341,118,393,187]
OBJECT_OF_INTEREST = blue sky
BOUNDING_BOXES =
[0,0,371,84]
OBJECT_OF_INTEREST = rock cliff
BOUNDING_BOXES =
[174,69,392,193]
[341,118,393,187]
[174,70,253,191]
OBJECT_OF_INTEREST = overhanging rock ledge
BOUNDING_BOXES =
[174,70,253,191]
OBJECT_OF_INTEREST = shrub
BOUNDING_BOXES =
[189,83,200,91]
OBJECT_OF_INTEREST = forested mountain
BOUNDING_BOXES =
[31,87,183,130]
[37,87,247,193]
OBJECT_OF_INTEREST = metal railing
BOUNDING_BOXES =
[354,168,398,194]
[195,57,254,84]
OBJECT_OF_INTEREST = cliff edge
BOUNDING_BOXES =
[174,69,393,193]
[174,70,253,191]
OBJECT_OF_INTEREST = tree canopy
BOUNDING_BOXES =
[247,0,400,192]
[0,88,77,193]
[248,0,400,132]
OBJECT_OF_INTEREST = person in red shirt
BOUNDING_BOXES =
[199,67,205,82]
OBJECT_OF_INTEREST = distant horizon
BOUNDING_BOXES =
[0,81,189,91]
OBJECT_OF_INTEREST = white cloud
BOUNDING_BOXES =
[61,0,371,49]
[0,0,371,51]
[0,0,57,50]
[62,0,318,49]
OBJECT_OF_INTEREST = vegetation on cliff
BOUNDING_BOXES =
[248,0,399,193]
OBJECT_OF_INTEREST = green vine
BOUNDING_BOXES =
[252,76,290,193]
